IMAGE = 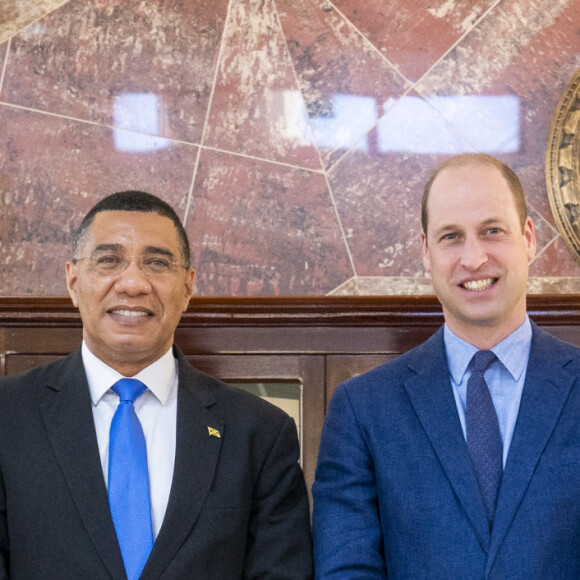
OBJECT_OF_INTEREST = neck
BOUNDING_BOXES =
[445,316,527,350]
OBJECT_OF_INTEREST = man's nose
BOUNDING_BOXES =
[460,236,488,270]
[113,260,152,293]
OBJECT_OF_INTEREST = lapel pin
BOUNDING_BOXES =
[207,426,221,438]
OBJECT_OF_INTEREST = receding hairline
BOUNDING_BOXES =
[421,154,528,237]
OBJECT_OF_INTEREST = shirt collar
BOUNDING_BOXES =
[444,316,532,384]
[82,341,178,406]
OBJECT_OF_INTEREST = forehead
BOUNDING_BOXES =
[428,164,517,224]
[84,210,180,251]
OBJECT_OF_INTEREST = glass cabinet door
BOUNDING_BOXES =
[186,354,325,497]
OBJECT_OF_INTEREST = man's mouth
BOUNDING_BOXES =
[461,278,497,291]
[109,309,150,318]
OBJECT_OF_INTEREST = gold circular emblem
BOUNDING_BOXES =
[546,68,580,265]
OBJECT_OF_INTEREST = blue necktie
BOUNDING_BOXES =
[108,378,154,580]
[466,350,502,525]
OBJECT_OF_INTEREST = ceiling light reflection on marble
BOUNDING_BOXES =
[378,96,466,154]
[378,95,520,154]
[310,94,378,153]
[427,95,520,153]
[282,90,520,155]
[113,93,170,153]
[283,91,378,153]
[377,95,520,154]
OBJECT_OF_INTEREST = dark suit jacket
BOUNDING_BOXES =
[0,346,313,579]
[313,322,580,579]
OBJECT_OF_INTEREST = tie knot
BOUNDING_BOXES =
[112,378,147,403]
[471,350,496,374]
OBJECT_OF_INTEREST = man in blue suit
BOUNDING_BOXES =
[313,153,580,578]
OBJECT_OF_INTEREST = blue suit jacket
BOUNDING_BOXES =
[313,322,580,579]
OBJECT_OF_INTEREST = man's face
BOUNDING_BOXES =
[421,163,536,347]
[66,210,194,375]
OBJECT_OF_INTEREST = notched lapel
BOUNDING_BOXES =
[40,350,126,580]
[486,327,577,575]
[142,359,224,579]
[403,331,491,550]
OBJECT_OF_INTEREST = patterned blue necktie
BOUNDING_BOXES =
[466,350,503,525]
[108,378,154,580]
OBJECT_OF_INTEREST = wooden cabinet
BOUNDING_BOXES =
[185,354,324,493]
[2,295,580,492]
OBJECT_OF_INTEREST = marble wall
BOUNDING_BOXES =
[1,0,579,296]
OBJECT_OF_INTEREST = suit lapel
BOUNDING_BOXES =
[40,350,126,580]
[403,329,491,550]
[485,325,576,575]
[142,350,224,579]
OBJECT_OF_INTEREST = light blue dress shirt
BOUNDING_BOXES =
[444,316,532,467]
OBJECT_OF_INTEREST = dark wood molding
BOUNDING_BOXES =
[0,295,579,327]
[3,294,580,491]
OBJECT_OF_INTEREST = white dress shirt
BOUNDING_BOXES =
[82,341,178,539]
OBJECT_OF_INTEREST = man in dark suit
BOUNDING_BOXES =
[0,191,313,579]
[313,153,580,578]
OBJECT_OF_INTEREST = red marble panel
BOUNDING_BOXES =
[2,0,228,144]
[276,0,408,169]
[186,149,352,296]
[0,42,7,102]
[517,162,557,230]
[0,42,6,72]
[417,0,580,232]
[204,0,321,170]
[530,235,580,277]
[328,86,479,277]
[329,147,436,278]
[0,0,68,45]
[329,0,498,82]
[0,107,197,296]
[328,98,559,279]
[527,207,561,266]
[332,161,561,280]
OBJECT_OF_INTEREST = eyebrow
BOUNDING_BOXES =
[143,246,176,258]
[92,244,124,254]
[92,244,176,259]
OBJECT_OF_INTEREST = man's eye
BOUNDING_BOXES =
[96,255,122,266]
[442,233,457,241]
[143,257,172,270]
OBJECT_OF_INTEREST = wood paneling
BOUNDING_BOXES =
[3,295,580,491]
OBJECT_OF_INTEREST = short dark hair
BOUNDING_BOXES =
[73,191,191,265]
[421,153,528,236]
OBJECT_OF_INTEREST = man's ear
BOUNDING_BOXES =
[523,216,536,261]
[182,268,195,312]
[65,261,79,307]
[421,232,431,273]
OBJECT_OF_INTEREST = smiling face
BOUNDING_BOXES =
[66,210,195,376]
[421,163,536,349]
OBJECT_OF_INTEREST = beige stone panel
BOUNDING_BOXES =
[327,276,580,296]
[0,0,69,44]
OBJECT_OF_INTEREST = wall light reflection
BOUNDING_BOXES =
[113,93,170,153]
[283,92,520,155]
[378,95,520,154]
[311,94,377,152]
